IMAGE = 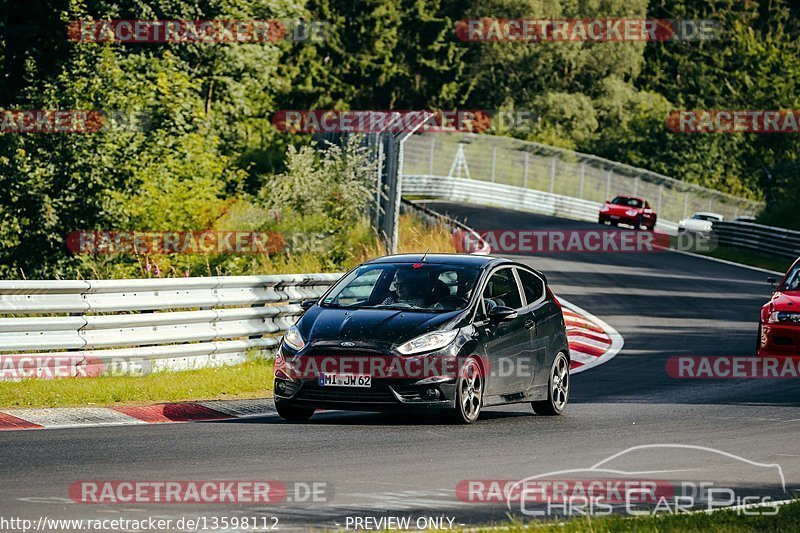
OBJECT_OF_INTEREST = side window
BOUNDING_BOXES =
[516,268,545,306]
[436,271,457,296]
[332,268,382,306]
[483,268,523,310]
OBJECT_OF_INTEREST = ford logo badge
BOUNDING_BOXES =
[341,341,355,347]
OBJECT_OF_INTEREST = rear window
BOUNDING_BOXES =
[516,268,545,306]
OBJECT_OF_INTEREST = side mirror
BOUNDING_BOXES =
[767,277,777,288]
[488,305,518,322]
[300,299,317,310]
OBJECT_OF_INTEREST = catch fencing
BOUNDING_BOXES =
[402,133,762,223]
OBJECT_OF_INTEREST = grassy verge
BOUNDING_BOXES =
[0,359,274,409]
[685,242,793,274]
[470,500,798,532]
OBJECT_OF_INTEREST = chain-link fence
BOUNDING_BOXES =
[402,133,763,222]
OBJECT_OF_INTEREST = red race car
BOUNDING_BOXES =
[758,257,800,356]
[598,195,657,231]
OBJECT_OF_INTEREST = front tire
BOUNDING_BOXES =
[275,400,315,421]
[756,322,764,356]
[450,357,484,424]
[533,352,570,416]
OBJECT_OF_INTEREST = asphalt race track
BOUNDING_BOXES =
[1,203,799,529]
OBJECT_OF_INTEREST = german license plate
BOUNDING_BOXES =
[318,374,371,388]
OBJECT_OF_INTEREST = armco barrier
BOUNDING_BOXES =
[401,198,490,254]
[0,274,341,378]
[711,221,800,260]
[403,174,680,233]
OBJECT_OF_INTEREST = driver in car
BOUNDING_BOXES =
[381,268,434,308]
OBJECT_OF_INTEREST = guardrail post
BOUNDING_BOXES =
[490,146,497,182]
[550,156,557,193]
[578,161,585,198]
[523,152,529,189]
[427,136,435,176]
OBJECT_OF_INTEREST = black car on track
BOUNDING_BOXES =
[273,254,570,423]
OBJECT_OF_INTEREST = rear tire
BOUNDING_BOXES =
[532,352,570,416]
[275,400,315,421]
[449,357,483,424]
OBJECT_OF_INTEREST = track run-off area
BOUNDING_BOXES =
[1,203,798,529]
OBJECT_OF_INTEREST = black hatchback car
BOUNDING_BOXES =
[274,254,569,423]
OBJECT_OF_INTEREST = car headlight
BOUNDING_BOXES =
[283,325,306,350]
[396,329,459,355]
[768,311,800,324]
[626,209,639,217]
[600,205,610,213]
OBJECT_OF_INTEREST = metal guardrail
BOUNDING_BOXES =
[0,199,488,379]
[404,174,679,232]
[401,198,491,254]
[711,221,800,260]
[0,274,341,377]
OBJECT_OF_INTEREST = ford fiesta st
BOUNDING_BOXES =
[758,257,800,356]
[273,254,570,423]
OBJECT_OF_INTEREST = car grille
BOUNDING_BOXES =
[295,382,397,403]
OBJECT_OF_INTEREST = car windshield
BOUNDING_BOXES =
[610,196,643,207]
[691,214,720,221]
[781,264,800,291]
[322,263,480,312]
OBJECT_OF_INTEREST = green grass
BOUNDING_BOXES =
[0,359,274,409]
[462,500,798,532]
[688,243,793,274]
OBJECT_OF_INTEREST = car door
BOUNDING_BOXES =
[516,268,561,391]
[475,267,531,395]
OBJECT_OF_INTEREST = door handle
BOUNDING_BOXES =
[524,319,536,330]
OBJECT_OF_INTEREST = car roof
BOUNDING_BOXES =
[363,254,547,281]
[692,211,724,217]
[365,253,504,268]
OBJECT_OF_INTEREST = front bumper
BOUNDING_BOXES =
[273,343,465,411]
[758,323,800,356]
[599,213,639,225]
[274,377,457,411]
